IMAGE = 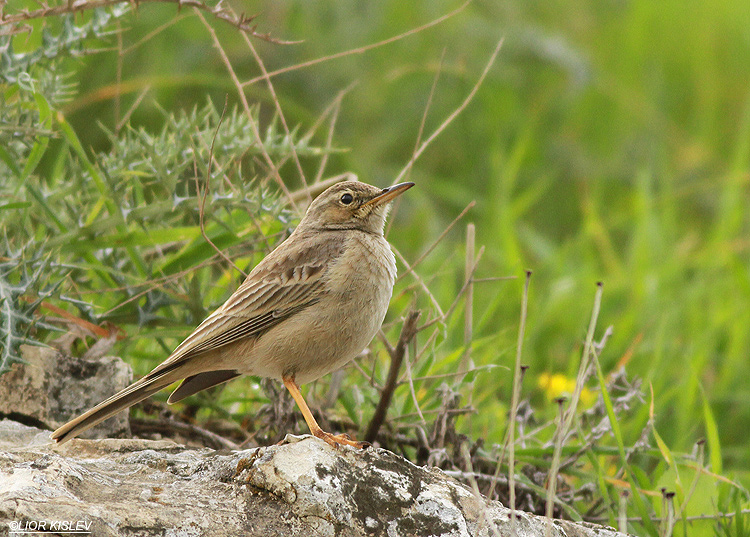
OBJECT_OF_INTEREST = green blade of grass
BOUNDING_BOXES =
[699,384,722,476]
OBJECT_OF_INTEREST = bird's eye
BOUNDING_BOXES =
[340,193,354,205]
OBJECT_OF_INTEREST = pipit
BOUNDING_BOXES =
[51,180,413,448]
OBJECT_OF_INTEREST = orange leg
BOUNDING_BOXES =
[282,376,369,449]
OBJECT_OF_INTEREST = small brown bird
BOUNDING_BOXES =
[51,180,414,448]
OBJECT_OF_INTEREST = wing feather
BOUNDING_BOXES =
[149,232,341,376]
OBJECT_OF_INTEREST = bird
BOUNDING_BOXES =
[51,180,414,448]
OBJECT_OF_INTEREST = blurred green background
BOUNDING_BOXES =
[4,0,750,531]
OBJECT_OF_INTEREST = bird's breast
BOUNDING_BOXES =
[239,231,397,385]
[295,232,396,382]
[320,231,396,347]
[326,232,396,302]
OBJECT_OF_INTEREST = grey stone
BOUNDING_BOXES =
[0,421,629,537]
[0,345,132,440]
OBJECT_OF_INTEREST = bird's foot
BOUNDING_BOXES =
[315,430,370,449]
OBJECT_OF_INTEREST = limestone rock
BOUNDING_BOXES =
[0,345,132,440]
[0,421,628,537]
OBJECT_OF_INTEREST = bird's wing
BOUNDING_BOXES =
[148,232,342,376]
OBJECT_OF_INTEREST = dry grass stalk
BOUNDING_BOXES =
[0,0,291,43]
[545,283,604,536]
[508,270,532,533]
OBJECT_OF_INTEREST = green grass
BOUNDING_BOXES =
[2,0,750,534]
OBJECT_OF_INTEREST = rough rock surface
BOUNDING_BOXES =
[0,345,131,440]
[0,420,628,537]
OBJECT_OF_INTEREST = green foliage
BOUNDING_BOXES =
[0,7,129,179]
[0,246,63,374]
[0,6,129,127]
[0,7,128,85]
[716,486,750,537]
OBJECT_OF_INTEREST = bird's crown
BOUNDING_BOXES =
[299,180,413,235]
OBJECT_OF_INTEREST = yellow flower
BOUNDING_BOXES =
[538,373,596,407]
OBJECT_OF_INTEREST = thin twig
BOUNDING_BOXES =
[401,298,427,426]
[412,322,441,365]
[394,406,475,421]
[460,223,476,375]
[412,47,446,181]
[396,200,475,283]
[400,364,501,385]
[675,441,704,521]
[392,246,445,319]
[545,398,567,537]
[265,83,356,188]
[417,245,485,331]
[289,173,357,204]
[508,270,531,533]
[194,9,301,215]
[313,94,345,185]
[402,348,426,425]
[385,47,446,238]
[486,366,527,502]
[239,22,310,204]
[115,85,150,133]
[349,356,383,391]
[618,491,629,532]
[122,12,189,54]
[195,94,246,276]
[590,508,750,524]
[242,1,472,87]
[545,283,604,533]
[364,309,421,443]
[130,417,240,450]
[393,37,504,184]
[0,0,294,43]
[460,443,502,537]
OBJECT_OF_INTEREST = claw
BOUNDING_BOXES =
[316,431,370,449]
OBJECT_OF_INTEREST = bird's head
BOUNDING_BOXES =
[299,180,414,235]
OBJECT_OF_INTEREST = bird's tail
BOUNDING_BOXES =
[50,367,184,445]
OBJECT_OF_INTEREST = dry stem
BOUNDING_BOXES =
[364,309,421,443]
[0,0,294,43]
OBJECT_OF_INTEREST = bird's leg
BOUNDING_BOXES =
[282,376,369,449]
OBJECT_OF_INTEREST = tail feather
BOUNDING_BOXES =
[51,369,181,445]
[167,370,240,404]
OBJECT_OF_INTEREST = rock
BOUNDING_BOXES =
[0,345,132,440]
[0,421,629,537]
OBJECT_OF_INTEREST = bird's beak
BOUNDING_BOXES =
[362,182,415,207]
